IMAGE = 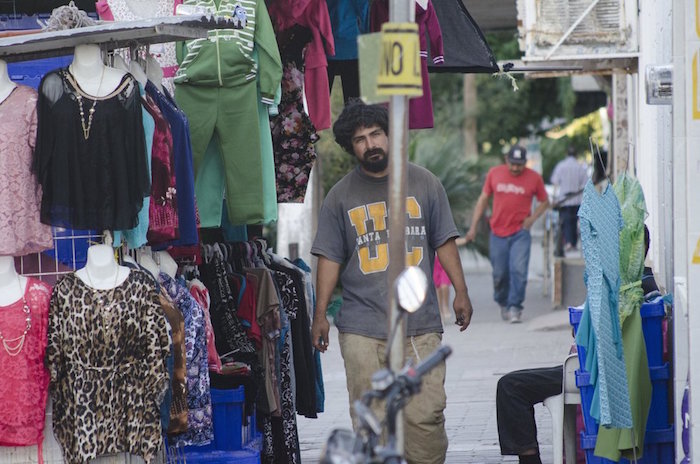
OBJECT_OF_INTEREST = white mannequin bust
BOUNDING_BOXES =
[0,256,26,306]
[146,54,164,92]
[129,60,148,88]
[112,54,129,72]
[70,44,127,97]
[76,244,130,289]
[155,250,178,279]
[136,247,160,278]
[415,0,428,9]
[0,60,17,105]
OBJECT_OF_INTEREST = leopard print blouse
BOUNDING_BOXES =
[45,270,171,464]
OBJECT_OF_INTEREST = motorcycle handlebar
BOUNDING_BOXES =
[410,345,452,380]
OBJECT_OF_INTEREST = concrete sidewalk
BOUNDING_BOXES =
[298,270,576,463]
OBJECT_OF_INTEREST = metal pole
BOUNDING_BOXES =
[387,0,412,455]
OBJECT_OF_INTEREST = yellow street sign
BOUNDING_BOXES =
[376,22,423,97]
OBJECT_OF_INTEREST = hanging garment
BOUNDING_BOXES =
[269,257,318,418]
[159,273,213,447]
[269,0,335,130]
[293,258,325,413]
[175,0,282,225]
[271,25,319,203]
[0,279,52,457]
[245,267,282,416]
[614,173,648,324]
[575,180,633,428]
[325,0,368,101]
[145,81,198,247]
[427,0,498,73]
[158,288,189,435]
[143,91,179,245]
[113,83,155,250]
[34,70,150,231]
[189,278,223,373]
[261,314,299,464]
[46,270,170,464]
[193,48,281,228]
[95,0,178,92]
[594,173,652,460]
[0,85,53,256]
[370,0,444,129]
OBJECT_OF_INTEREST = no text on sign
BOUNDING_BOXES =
[376,22,423,97]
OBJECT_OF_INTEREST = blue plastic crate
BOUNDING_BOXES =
[640,299,665,366]
[569,300,666,371]
[580,428,673,463]
[211,387,245,451]
[0,14,43,31]
[577,366,671,440]
[8,56,73,90]
[576,370,598,435]
[647,364,671,430]
[183,449,260,464]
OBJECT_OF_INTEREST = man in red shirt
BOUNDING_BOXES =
[464,145,549,323]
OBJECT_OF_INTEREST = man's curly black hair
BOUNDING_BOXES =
[332,99,389,155]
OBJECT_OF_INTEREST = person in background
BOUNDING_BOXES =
[463,145,549,323]
[495,225,659,464]
[551,146,589,255]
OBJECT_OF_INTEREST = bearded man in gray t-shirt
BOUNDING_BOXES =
[311,100,474,464]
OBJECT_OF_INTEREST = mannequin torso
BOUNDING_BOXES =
[0,256,26,306]
[0,60,17,105]
[415,0,428,9]
[146,55,164,92]
[136,247,160,278]
[76,244,130,289]
[155,250,178,279]
[70,44,127,97]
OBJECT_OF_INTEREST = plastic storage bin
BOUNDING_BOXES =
[647,364,671,430]
[181,449,260,464]
[569,299,665,370]
[211,387,246,451]
[8,56,73,90]
[579,427,674,464]
[577,364,671,436]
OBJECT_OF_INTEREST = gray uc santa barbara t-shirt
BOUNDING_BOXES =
[311,163,459,339]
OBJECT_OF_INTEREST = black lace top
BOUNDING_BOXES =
[34,68,150,230]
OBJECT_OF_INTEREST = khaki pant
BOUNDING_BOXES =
[338,332,448,464]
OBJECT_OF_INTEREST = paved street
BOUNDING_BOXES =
[298,240,578,463]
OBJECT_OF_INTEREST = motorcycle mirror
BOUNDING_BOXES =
[395,266,428,313]
[353,400,383,436]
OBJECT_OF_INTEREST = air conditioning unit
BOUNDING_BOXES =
[517,0,638,61]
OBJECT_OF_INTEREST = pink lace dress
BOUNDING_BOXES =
[0,278,52,458]
[0,86,54,256]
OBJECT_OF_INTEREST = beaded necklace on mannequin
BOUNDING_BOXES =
[0,275,31,357]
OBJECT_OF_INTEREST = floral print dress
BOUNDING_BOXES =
[271,25,319,203]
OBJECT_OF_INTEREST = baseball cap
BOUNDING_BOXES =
[507,145,527,165]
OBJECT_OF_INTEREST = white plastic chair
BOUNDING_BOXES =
[543,353,581,464]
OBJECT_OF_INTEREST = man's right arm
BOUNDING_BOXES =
[464,191,490,243]
[312,255,341,352]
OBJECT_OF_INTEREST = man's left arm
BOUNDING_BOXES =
[435,238,473,332]
[523,175,551,230]
[522,198,550,230]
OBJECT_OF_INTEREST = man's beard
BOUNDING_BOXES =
[360,148,389,173]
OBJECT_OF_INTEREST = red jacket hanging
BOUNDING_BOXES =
[269,0,335,130]
[371,0,444,129]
